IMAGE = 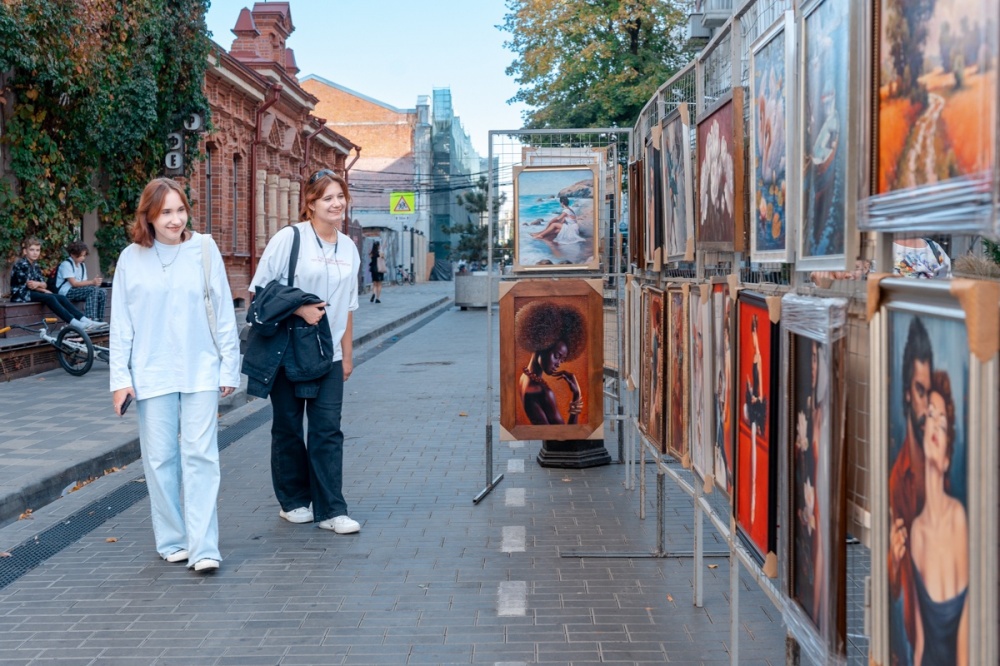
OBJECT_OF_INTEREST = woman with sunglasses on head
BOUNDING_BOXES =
[109,178,241,573]
[248,169,362,535]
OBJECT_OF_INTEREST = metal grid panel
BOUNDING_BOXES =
[488,129,632,454]
[701,30,734,105]
[737,0,793,94]
[844,301,872,547]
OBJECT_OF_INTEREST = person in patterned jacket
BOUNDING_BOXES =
[8,237,102,331]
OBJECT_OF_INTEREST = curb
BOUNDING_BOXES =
[353,296,452,348]
[0,297,453,528]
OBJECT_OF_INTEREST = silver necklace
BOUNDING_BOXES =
[153,242,182,272]
[312,224,338,300]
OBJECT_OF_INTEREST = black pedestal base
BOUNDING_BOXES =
[536,439,611,469]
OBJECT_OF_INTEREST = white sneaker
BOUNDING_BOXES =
[164,549,189,563]
[279,506,314,523]
[193,559,219,572]
[317,515,360,534]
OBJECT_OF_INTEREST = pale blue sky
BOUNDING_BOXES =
[205,0,528,156]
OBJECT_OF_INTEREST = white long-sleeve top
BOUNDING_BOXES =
[249,222,360,361]
[110,232,241,398]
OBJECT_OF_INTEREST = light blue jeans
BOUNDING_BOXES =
[136,390,221,566]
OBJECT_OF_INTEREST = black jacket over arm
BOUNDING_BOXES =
[241,282,334,399]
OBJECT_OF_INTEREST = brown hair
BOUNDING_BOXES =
[299,169,351,221]
[131,178,192,248]
[67,241,89,258]
[21,237,42,254]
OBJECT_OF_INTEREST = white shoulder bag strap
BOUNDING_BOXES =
[201,234,221,357]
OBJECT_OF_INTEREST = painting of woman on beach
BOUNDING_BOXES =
[513,166,599,272]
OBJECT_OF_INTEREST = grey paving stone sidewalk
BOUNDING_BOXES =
[0,281,453,528]
[0,306,786,665]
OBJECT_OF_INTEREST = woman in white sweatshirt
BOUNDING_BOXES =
[110,178,240,573]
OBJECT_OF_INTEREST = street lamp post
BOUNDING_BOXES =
[409,226,415,282]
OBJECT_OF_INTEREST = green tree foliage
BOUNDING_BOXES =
[0,0,211,273]
[500,0,691,129]
[443,176,508,265]
[884,0,936,102]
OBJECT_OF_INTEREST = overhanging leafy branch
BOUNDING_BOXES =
[0,0,211,274]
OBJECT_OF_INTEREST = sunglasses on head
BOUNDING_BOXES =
[308,169,336,185]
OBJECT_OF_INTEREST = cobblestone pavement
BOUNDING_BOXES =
[0,281,452,528]
[0,302,788,665]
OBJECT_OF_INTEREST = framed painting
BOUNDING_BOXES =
[779,294,849,661]
[661,106,695,262]
[628,159,645,270]
[861,1,999,234]
[797,0,861,272]
[639,285,665,451]
[644,130,664,266]
[696,90,745,252]
[522,146,606,168]
[690,284,713,479]
[869,278,998,666]
[711,282,735,499]
[499,279,604,441]
[666,285,689,462]
[512,165,600,272]
[735,290,779,563]
[749,11,796,263]
[625,276,642,391]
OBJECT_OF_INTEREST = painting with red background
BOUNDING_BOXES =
[735,293,777,559]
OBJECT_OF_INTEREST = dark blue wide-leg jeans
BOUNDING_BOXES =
[268,362,346,522]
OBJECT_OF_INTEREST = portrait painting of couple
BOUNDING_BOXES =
[885,311,970,666]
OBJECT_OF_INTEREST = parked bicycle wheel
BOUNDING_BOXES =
[55,326,94,376]
[394,268,404,285]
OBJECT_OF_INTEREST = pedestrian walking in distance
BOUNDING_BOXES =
[110,177,240,573]
[369,240,384,303]
[248,168,362,535]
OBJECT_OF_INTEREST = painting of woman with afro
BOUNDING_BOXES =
[514,300,588,425]
[499,279,604,441]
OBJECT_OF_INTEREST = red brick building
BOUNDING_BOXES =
[186,2,360,300]
[301,76,432,284]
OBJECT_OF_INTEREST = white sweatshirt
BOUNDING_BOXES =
[110,232,241,398]
[249,222,360,361]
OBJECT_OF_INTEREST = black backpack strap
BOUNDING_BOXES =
[287,225,300,287]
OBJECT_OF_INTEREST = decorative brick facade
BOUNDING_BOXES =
[186,3,360,300]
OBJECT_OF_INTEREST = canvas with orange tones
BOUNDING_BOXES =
[877,0,997,194]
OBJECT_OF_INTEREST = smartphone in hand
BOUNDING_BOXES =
[120,394,133,416]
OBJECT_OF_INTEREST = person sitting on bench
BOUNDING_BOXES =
[56,241,107,324]
[9,237,102,331]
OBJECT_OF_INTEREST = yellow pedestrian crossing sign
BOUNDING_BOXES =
[390,191,415,215]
